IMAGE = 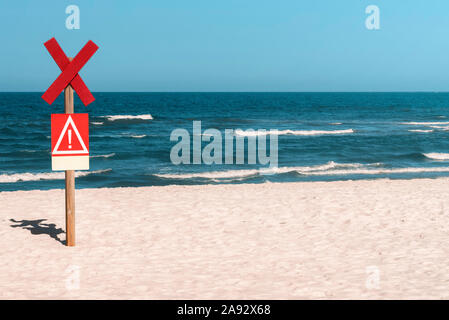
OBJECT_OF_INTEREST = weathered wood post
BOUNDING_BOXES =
[64,57,75,247]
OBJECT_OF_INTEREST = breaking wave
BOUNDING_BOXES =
[408,129,434,133]
[234,128,354,137]
[429,125,449,131]
[423,153,449,160]
[0,169,112,183]
[155,162,377,180]
[402,121,449,125]
[91,153,115,159]
[155,162,449,181]
[101,114,153,121]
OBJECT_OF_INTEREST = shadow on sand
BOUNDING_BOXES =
[10,218,65,245]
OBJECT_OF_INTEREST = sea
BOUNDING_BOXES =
[2,92,449,192]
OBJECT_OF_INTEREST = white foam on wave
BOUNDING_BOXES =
[91,153,115,158]
[155,161,449,180]
[234,128,354,137]
[429,125,449,131]
[0,169,112,183]
[155,161,377,179]
[402,121,449,125]
[302,167,449,176]
[157,169,260,179]
[119,134,147,139]
[423,153,449,160]
[91,122,104,125]
[408,129,434,133]
[101,114,153,121]
[402,121,449,131]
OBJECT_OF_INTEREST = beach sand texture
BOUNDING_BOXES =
[1,178,449,299]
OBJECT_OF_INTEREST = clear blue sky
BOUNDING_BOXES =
[1,0,449,92]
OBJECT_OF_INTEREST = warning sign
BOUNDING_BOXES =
[51,113,89,170]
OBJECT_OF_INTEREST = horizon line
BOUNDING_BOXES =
[2,91,449,94]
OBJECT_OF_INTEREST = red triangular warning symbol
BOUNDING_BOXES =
[53,116,89,155]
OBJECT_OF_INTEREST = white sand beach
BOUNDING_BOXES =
[1,178,449,299]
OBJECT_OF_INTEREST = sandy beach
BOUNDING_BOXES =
[1,178,449,299]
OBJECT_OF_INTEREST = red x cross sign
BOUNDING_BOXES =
[42,38,99,106]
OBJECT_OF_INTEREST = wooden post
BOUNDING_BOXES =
[64,57,75,246]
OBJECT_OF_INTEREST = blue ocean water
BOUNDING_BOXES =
[2,92,449,191]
